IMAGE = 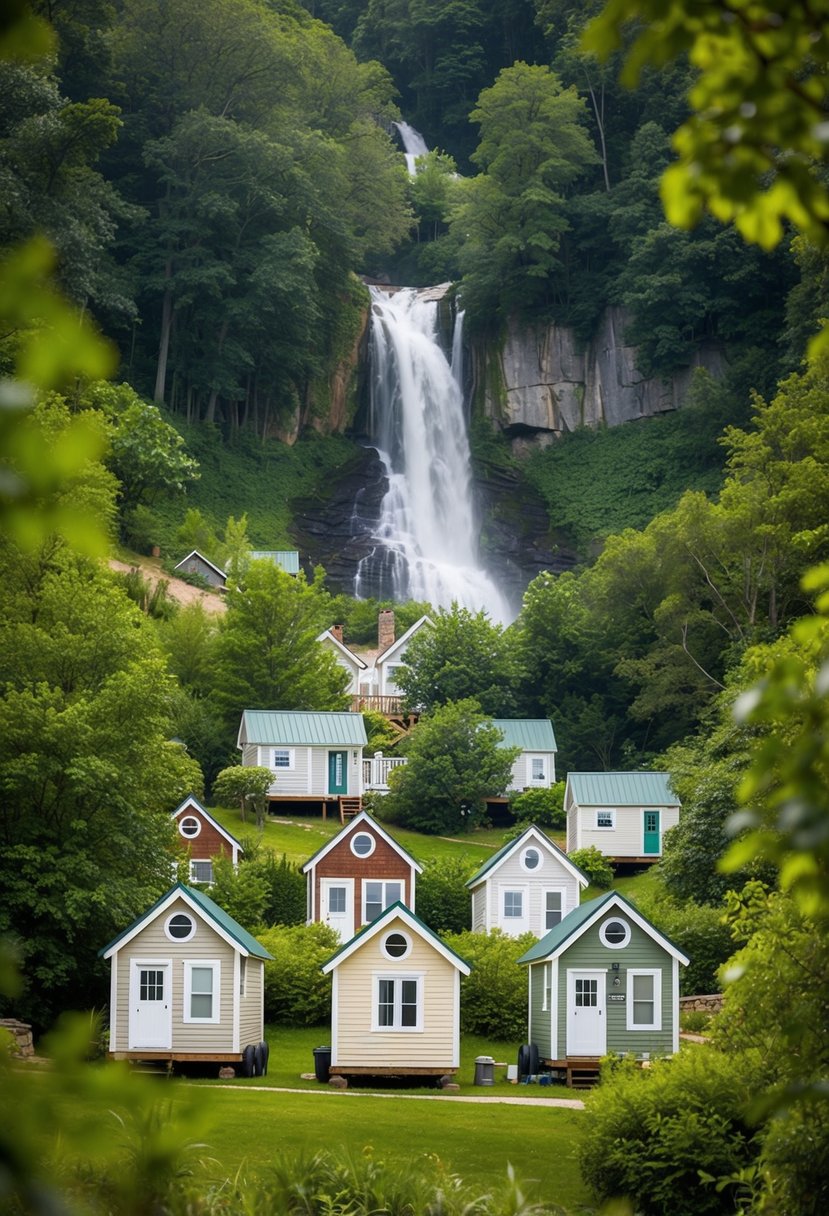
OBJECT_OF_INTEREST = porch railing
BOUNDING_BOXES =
[363,752,408,792]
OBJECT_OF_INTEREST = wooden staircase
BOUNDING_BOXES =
[338,796,362,823]
[566,1060,601,1089]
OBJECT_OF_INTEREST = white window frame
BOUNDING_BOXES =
[239,955,247,997]
[529,755,547,785]
[627,968,662,1031]
[595,808,616,830]
[178,816,201,839]
[188,859,214,884]
[272,747,294,770]
[542,961,551,1012]
[381,930,412,961]
[350,831,377,859]
[502,888,525,920]
[164,912,196,943]
[599,917,631,949]
[520,846,544,873]
[372,972,423,1032]
[543,887,566,931]
[362,879,403,923]
[183,959,221,1024]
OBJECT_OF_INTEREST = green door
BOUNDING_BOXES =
[643,810,661,855]
[328,750,348,795]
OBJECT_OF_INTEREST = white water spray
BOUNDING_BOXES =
[393,121,429,175]
[355,287,511,623]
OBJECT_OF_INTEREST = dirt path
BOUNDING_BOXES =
[109,557,226,615]
[200,1083,585,1110]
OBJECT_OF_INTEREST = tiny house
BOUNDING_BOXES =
[492,719,558,791]
[321,901,470,1082]
[171,795,243,884]
[565,771,681,862]
[100,883,272,1071]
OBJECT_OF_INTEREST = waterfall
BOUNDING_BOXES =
[355,287,511,623]
[393,121,429,175]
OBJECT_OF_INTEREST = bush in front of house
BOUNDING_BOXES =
[415,856,475,934]
[508,783,566,831]
[259,922,339,1025]
[636,895,733,996]
[441,928,536,1040]
[579,1047,763,1215]
[259,852,306,926]
[567,845,613,888]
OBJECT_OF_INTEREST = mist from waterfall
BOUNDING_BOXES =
[393,121,429,175]
[355,287,511,623]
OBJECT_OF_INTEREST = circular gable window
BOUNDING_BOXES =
[521,846,543,872]
[382,931,411,960]
[599,918,630,949]
[165,912,196,942]
[350,831,376,858]
[179,816,201,839]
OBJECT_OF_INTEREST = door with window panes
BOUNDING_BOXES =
[566,969,606,1055]
[129,960,171,1048]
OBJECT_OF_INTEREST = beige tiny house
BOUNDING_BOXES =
[565,772,681,863]
[321,902,470,1080]
[100,883,272,1071]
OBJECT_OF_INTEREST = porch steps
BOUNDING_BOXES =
[338,796,362,823]
[566,1061,601,1089]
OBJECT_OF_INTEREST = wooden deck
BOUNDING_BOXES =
[109,1051,243,1062]
[542,1058,603,1089]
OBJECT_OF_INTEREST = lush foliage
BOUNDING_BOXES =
[441,929,536,1040]
[509,784,565,831]
[212,765,274,827]
[415,856,475,934]
[566,846,612,889]
[259,922,338,1026]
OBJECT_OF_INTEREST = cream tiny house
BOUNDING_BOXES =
[565,772,681,863]
[492,719,558,791]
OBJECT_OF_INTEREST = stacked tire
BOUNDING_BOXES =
[517,1043,539,1080]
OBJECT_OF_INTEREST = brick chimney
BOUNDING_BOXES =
[378,609,395,653]
[330,624,344,643]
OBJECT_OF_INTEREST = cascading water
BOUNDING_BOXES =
[393,121,429,175]
[355,287,512,623]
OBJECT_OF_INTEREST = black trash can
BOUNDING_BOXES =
[313,1046,332,1083]
[474,1055,495,1086]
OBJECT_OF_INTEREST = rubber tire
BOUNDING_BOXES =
[258,1039,270,1077]
[242,1043,256,1078]
[253,1042,264,1077]
[517,1044,531,1078]
[528,1043,539,1077]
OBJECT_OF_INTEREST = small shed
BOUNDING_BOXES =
[565,772,681,862]
[321,901,470,1081]
[518,891,689,1086]
[174,550,227,589]
[171,795,243,884]
[466,823,587,937]
[100,882,272,1070]
[303,810,422,940]
[492,719,558,791]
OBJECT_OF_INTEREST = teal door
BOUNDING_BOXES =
[643,810,661,855]
[328,750,348,795]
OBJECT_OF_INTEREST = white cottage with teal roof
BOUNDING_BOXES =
[238,709,368,815]
[493,719,558,790]
[565,771,680,862]
[100,882,273,1072]
[518,891,689,1086]
[467,824,588,937]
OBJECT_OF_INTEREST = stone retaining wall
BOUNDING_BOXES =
[679,994,723,1014]
[1,1018,34,1056]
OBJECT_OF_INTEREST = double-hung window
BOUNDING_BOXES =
[272,748,294,770]
[183,960,220,1024]
[503,890,523,920]
[189,860,214,884]
[363,880,402,923]
[374,975,421,1031]
[627,969,662,1031]
[596,809,615,829]
[530,756,546,784]
[544,889,564,929]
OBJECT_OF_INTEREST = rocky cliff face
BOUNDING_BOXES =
[473,306,728,446]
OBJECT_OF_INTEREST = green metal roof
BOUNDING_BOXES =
[249,550,300,574]
[99,883,273,960]
[240,710,367,747]
[321,901,471,974]
[518,889,689,965]
[566,771,678,806]
[466,823,587,888]
[492,719,557,751]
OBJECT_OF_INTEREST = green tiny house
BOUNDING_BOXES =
[518,891,689,1083]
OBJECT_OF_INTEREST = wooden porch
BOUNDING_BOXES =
[541,1058,603,1089]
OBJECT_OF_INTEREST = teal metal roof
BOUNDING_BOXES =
[321,901,471,973]
[566,771,678,806]
[240,710,367,747]
[518,890,689,965]
[249,550,300,574]
[466,823,587,888]
[492,719,557,752]
[99,883,273,960]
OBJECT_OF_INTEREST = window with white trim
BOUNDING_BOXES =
[374,975,421,1030]
[530,757,546,783]
[599,917,631,949]
[627,969,662,1030]
[183,960,220,1023]
[179,815,201,838]
[272,748,294,770]
[363,880,402,923]
[521,846,543,872]
[189,860,214,884]
[503,890,524,919]
[164,912,196,942]
[544,889,563,929]
[542,962,551,1012]
[239,955,247,997]
[596,809,615,829]
[351,831,376,858]
[382,930,411,960]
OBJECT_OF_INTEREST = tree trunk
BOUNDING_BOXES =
[154,273,173,403]
[205,318,230,423]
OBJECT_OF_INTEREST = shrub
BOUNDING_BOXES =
[579,1047,763,1215]
[509,784,565,830]
[634,893,733,996]
[259,853,306,927]
[568,845,613,888]
[680,1010,712,1034]
[416,856,475,933]
[259,922,338,1026]
[441,929,535,1039]
[206,856,268,931]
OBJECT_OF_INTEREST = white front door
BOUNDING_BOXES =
[129,960,172,1049]
[566,969,606,1056]
[320,878,354,940]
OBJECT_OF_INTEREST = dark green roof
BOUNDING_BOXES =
[466,823,588,888]
[518,890,689,965]
[99,883,273,960]
[321,901,470,974]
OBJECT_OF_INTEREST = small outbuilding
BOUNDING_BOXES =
[518,890,689,1087]
[100,882,272,1071]
[565,771,681,863]
[171,794,243,884]
[321,901,470,1082]
[173,550,227,589]
[492,719,558,791]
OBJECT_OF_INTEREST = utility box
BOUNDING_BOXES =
[474,1055,495,1086]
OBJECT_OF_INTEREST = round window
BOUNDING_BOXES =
[165,912,195,941]
[382,931,411,960]
[600,918,630,949]
[350,832,376,858]
[522,847,542,872]
[179,816,201,838]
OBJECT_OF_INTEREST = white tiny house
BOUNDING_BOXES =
[565,772,681,862]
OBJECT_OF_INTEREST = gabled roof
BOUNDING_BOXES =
[375,614,433,665]
[237,710,367,749]
[99,883,273,960]
[317,629,367,670]
[492,719,557,752]
[174,550,227,580]
[249,550,300,574]
[517,890,689,966]
[466,823,587,890]
[321,901,470,975]
[566,772,678,807]
[302,809,422,874]
[171,794,244,854]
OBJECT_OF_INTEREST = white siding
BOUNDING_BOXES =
[471,885,487,932]
[260,745,312,795]
[566,806,579,852]
[485,844,581,937]
[577,806,681,858]
[508,751,556,791]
